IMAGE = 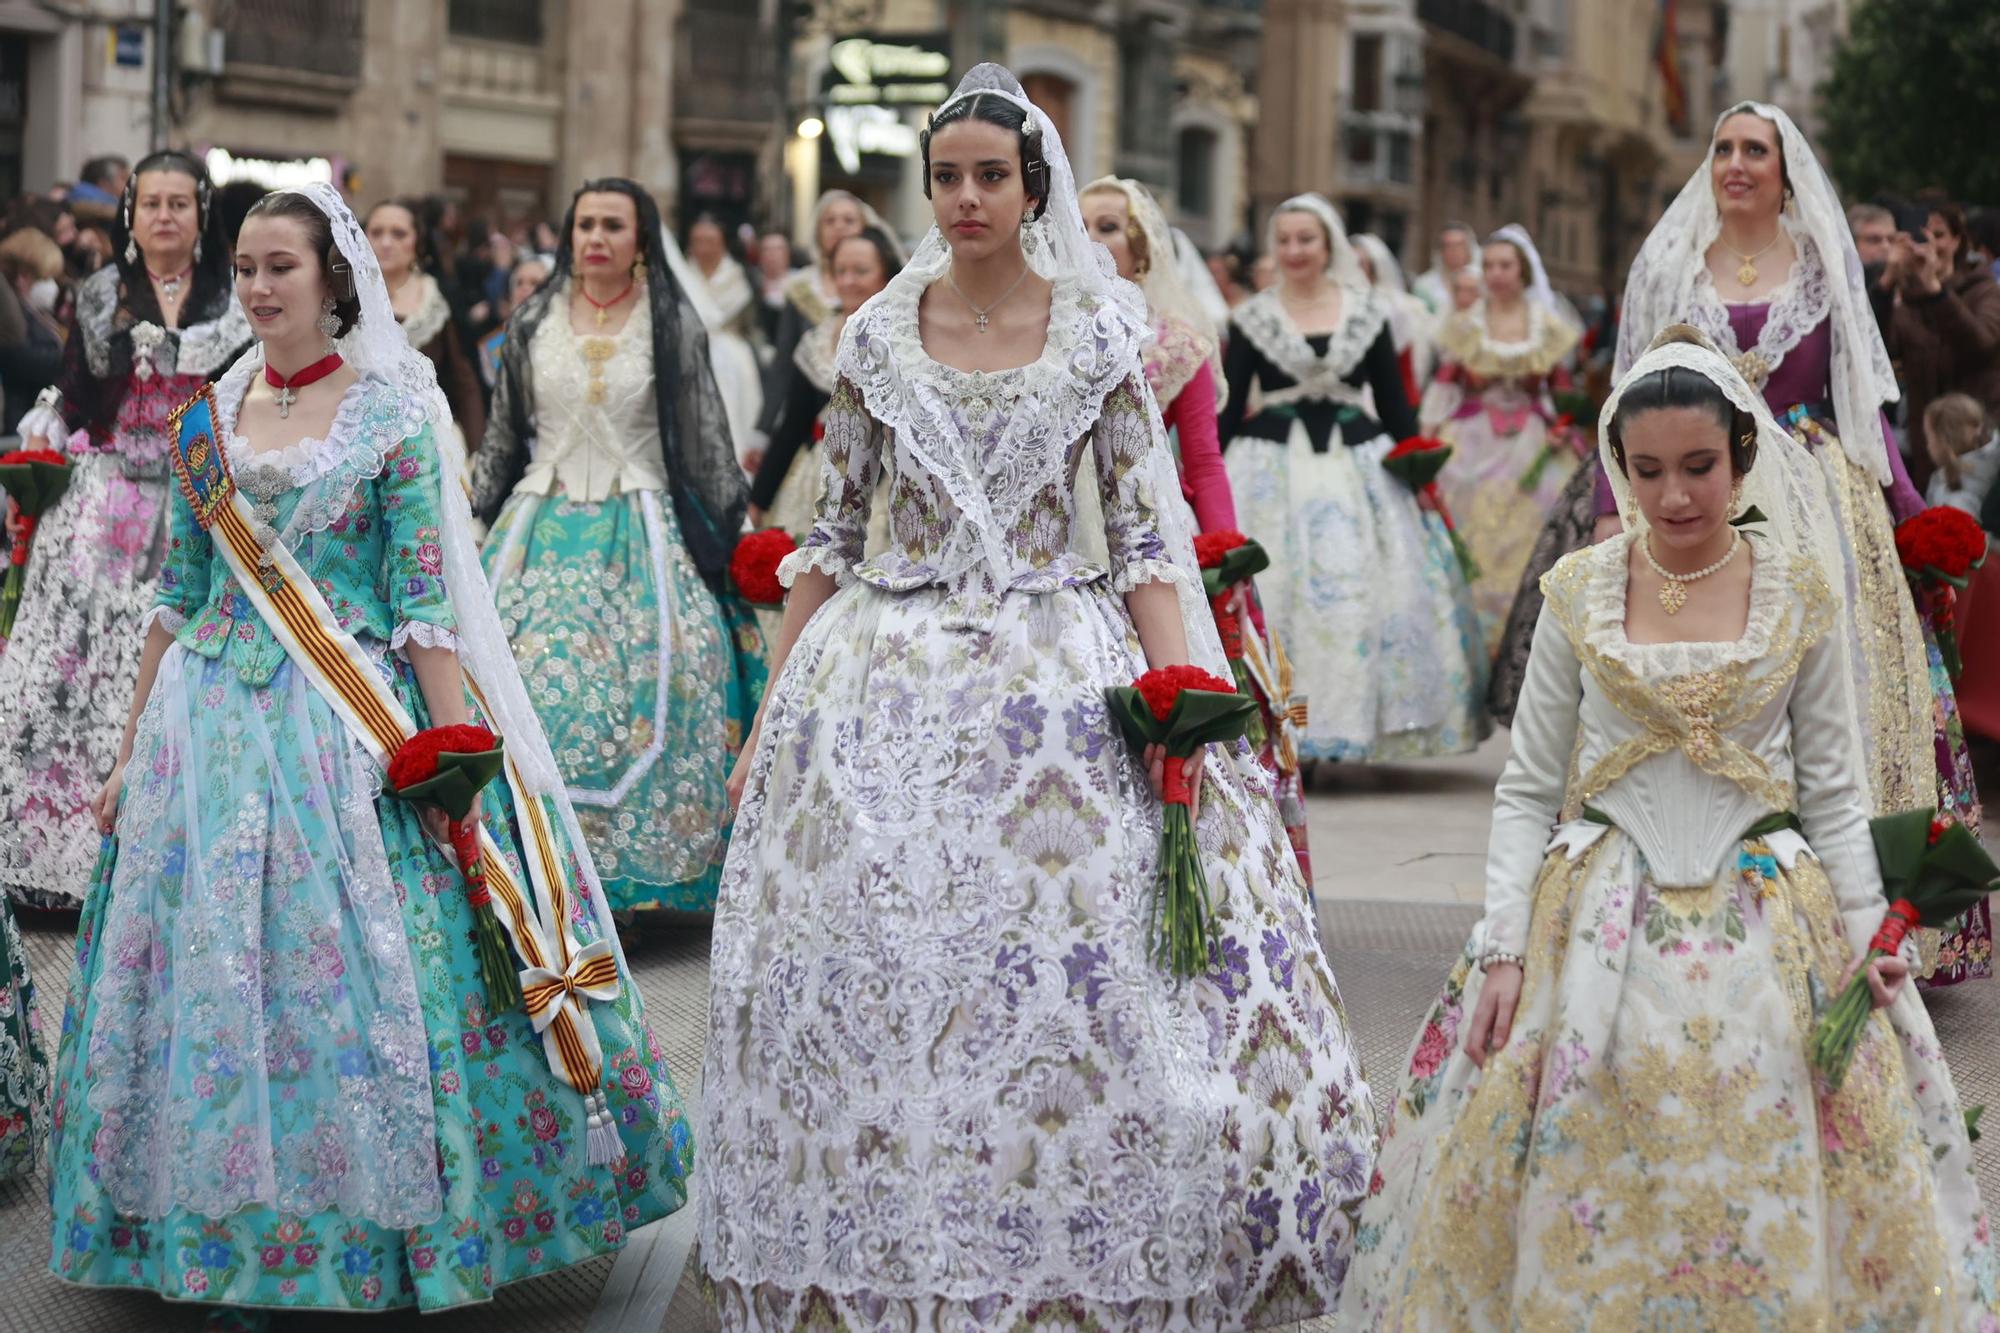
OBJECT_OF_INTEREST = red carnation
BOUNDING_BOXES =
[1133,664,1238,723]
[1896,506,1987,584]
[0,449,65,468]
[1192,530,1248,570]
[730,528,797,606]
[387,724,498,790]
[1384,435,1447,462]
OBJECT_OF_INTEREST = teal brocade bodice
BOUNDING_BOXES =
[155,379,459,688]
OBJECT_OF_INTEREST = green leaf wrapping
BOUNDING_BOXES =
[383,743,509,821]
[0,459,74,517]
[1200,538,1272,599]
[1381,443,1453,491]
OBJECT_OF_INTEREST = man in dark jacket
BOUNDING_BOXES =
[1882,208,2000,494]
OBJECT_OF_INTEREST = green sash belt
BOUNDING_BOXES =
[1580,806,1803,842]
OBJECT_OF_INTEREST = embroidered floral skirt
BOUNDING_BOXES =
[1437,404,1579,655]
[1343,829,1999,1329]
[700,579,1378,1330]
[482,488,764,912]
[48,644,691,1313]
[1225,427,1489,763]
[0,452,174,909]
[0,893,48,1180]
[1806,417,1988,988]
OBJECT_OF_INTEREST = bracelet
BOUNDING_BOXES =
[1480,951,1526,971]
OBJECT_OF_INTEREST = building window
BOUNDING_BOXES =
[449,0,542,45]
[1177,126,1217,219]
[1020,74,1076,152]
[226,0,364,78]
[1352,34,1383,113]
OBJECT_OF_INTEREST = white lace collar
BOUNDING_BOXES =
[1686,224,1831,392]
[1574,528,1788,675]
[1229,284,1387,383]
[792,315,842,394]
[76,264,252,379]
[836,274,1142,584]
[1468,298,1549,356]
[396,273,453,352]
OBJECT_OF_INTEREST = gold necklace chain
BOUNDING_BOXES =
[1725,226,1784,288]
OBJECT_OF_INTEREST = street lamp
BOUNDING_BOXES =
[798,117,826,140]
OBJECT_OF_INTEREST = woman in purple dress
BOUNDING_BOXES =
[1505,101,1985,986]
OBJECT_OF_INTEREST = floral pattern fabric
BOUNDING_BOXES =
[46,388,694,1314]
[0,893,48,1179]
[482,489,763,910]
[701,337,1378,1327]
[0,370,197,908]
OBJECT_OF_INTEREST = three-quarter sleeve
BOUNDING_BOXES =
[1217,328,1256,448]
[1790,613,1893,960]
[1475,602,1583,959]
[378,426,460,655]
[1162,362,1237,533]
[1361,326,1419,442]
[1092,374,1181,591]
[779,374,880,587]
[145,485,213,638]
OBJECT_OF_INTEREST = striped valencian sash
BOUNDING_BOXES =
[168,385,625,1155]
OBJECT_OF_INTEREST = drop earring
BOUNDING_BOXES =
[194,236,203,264]
[125,238,137,264]
[1021,216,1039,256]
[316,297,341,352]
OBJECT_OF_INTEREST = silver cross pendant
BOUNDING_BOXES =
[973,312,990,333]
[273,385,296,419]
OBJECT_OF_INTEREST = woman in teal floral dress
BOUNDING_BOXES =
[473,179,763,915]
[48,186,692,1328]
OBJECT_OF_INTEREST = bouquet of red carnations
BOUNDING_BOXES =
[1382,437,1478,582]
[1193,530,1271,749]
[1809,808,1999,1089]
[0,448,72,638]
[387,725,519,1009]
[729,527,798,607]
[1106,665,1261,977]
[1894,507,1988,678]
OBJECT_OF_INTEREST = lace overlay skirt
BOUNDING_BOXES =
[482,487,764,911]
[1343,830,1999,1329]
[48,644,693,1312]
[0,453,173,908]
[0,894,48,1179]
[1437,404,1579,655]
[700,579,1378,1329]
[1225,426,1488,762]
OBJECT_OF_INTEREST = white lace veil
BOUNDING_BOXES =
[1351,233,1408,297]
[1600,324,1865,763]
[1267,192,1369,289]
[1488,222,1581,329]
[655,222,727,332]
[839,63,1227,675]
[280,182,628,963]
[1615,100,1897,483]
[1082,175,1225,390]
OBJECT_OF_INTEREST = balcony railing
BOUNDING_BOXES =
[449,0,543,46]
[223,0,363,80]
[675,8,779,126]
[1417,0,1517,64]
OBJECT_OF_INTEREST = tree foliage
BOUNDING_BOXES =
[1818,0,2000,203]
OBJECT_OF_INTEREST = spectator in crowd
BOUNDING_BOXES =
[1250,252,1277,291]
[67,156,129,212]
[1205,249,1251,311]
[477,251,553,390]
[0,227,66,434]
[1881,195,2000,493]
[754,228,794,346]
[210,180,269,256]
[1970,209,2000,283]
[1849,202,1895,266]
[1924,392,2000,519]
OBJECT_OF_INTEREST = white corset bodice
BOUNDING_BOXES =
[515,300,666,501]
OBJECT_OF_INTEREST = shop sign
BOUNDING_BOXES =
[823,36,950,107]
[825,105,917,175]
[205,148,336,190]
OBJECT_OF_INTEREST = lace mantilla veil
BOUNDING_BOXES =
[1489,222,1582,330]
[1615,100,1898,484]
[1599,325,1867,767]
[1083,175,1225,391]
[1268,192,1370,289]
[833,64,1229,676]
[278,182,629,966]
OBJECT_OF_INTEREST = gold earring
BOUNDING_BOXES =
[1728,476,1745,515]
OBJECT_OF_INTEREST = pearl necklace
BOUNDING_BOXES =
[1639,527,1741,615]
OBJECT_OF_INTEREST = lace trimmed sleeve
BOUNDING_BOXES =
[1091,373,1182,591]
[378,425,460,656]
[778,374,880,588]
[152,483,212,634]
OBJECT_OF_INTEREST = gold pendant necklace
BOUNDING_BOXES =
[1727,228,1782,288]
[1640,528,1741,615]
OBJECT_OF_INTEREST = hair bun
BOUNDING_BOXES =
[1645,322,1720,355]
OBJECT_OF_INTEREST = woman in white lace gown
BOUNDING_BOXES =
[0,150,249,908]
[699,66,1378,1330]
[1342,327,1998,1329]
[1220,196,1487,764]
